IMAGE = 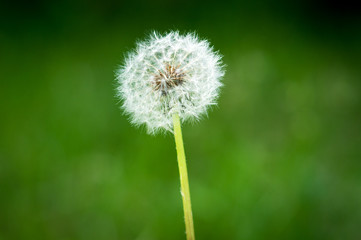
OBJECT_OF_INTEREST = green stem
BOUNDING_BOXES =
[172,113,195,240]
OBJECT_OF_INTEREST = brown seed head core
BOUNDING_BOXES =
[153,63,186,96]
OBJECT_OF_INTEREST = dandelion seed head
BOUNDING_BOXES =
[116,31,225,134]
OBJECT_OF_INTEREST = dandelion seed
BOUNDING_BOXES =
[116,31,224,134]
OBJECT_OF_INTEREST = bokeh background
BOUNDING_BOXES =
[1,0,360,239]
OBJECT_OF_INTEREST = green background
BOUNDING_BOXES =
[1,0,360,239]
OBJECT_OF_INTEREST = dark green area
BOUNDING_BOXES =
[1,0,360,239]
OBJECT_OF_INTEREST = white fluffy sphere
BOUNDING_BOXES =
[116,31,224,134]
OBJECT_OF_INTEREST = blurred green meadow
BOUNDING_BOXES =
[1,0,361,239]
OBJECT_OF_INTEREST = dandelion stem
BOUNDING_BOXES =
[172,113,195,240]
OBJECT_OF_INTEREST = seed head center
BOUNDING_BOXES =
[153,63,186,96]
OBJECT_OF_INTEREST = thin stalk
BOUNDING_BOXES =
[172,113,195,240]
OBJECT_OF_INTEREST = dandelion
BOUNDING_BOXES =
[116,31,224,240]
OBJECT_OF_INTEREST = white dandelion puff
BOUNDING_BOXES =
[116,31,225,134]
